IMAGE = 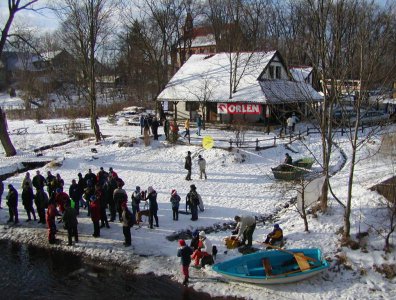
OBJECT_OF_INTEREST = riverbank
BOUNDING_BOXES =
[0,240,235,300]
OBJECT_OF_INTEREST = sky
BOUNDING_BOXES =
[0,0,392,36]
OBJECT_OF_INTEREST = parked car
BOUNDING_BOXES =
[333,107,390,126]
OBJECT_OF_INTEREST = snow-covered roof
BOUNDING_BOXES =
[290,67,313,82]
[40,50,63,61]
[191,34,216,48]
[158,51,322,104]
[158,51,275,103]
[260,80,323,103]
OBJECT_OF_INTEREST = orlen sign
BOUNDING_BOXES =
[217,103,262,115]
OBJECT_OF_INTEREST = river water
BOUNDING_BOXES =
[0,240,233,300]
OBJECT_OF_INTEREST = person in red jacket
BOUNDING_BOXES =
[46,198,58,244]
[55,188,70,215]
[90,195,101,237]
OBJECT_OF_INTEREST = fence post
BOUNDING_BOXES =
[229,139,233,150]
[255,138,259,151]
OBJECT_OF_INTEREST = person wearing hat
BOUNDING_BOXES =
[186,184,199,221]
[6,184,19,224]
[90,195,101,237]
[131,186,142,225]
[192,231,214,268]
[264,224,283,245]
[233,215,256,247]
[145,186,159,228]
[177,239,193,286]
[184,151,192,181]
[190,230,201,250]
[170,189,181,221]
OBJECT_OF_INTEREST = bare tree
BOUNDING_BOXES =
[0,0,41,156]
[53,0,118,141]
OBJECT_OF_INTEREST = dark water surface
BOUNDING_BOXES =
[0,240,236,300]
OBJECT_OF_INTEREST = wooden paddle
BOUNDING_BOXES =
[260,243,317,271]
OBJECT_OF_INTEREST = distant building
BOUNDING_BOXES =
[158,50,323,125]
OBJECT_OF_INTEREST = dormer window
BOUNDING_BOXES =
[269,66,274,79]
[276,66,281,79]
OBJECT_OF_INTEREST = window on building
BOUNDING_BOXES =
[269,66,274,79]
[276,66,281,79]
[185,102,200,111]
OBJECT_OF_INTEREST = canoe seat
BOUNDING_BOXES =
[294,253,311,271]
[262,258,272,276]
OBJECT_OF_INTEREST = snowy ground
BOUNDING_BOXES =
[0,114,395,299]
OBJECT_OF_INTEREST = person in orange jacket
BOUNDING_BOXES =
[264,224,283,245]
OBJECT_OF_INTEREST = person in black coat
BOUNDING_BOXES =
[145,186,158,229]
[186,184,199,221]
[62,200,78,246]
[22,181,36,221]
[184,151,192,181]
[34,189,48,224]
[103,177,116,222]
[32,170,46,191]
[69,179,81,214]
[151,117,160,140]
[77,173,87,208]
[177,239,193,286]
[6,184,19,223]
[84,169,97,186]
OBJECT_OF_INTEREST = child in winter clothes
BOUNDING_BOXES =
[177,239,193,286]
[170,189,180,221]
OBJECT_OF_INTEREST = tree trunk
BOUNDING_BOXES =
[0,109,16,156]
[89,0,101,142]
[301,184,309,232]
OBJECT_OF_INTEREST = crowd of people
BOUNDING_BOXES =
[0,163,210,248]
